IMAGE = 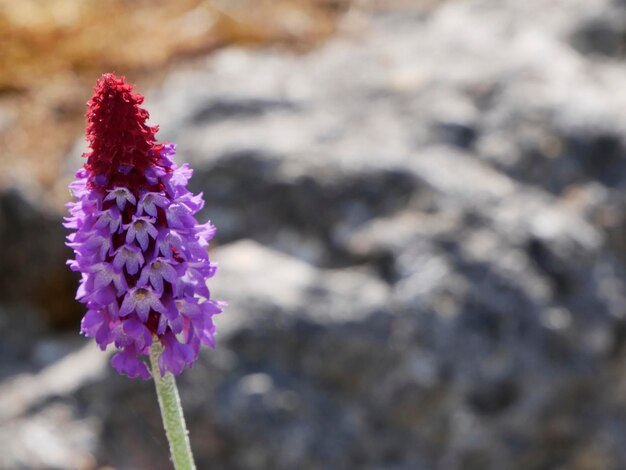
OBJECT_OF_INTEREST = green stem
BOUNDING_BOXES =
[149,340,196,470]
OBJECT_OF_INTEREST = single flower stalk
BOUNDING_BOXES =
[65,73,223,468]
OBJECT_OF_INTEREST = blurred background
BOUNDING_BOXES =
[2,0,626,468]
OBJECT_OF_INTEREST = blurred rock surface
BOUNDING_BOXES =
[3,0,626,469]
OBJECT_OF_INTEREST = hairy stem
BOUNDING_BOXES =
[149,340,196,470]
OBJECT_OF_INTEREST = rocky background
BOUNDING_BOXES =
[3,0,626,468]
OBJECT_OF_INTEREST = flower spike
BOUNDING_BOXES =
[66,73,223,379]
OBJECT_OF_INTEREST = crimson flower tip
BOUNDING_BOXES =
[83,73,161,189]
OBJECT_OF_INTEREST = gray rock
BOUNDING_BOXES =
[0,189,81,328]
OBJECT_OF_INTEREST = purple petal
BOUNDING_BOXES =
[150,272,164,293]
[135,229,149,251]
[157,332,195,376]
[111,346,150,380]
[123,317,152,350]
[81,309,106,336]
[119,293,137,317]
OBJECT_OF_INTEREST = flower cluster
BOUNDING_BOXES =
[65,73,223,379]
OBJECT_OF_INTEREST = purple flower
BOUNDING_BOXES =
[68,230,113,261]
[137,191,170,217]
[124,215,159,251]
[112,244,145,275]
[165,203,196,229]
[155,229,185,259]
[111,345,150,380]
[84,262,128,295]
[94,206,122,233]
[119,286,168,321]
[138,258,178,293]
[66,73,223,379]
[104,187,137,210]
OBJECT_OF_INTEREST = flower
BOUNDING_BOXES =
[65,73,223,379]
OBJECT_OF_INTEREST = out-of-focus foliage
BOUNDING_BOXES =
[0,0,346,195]
[0,0,344,89]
